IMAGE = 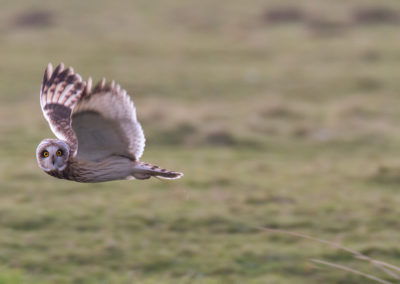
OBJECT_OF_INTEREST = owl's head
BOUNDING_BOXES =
[36,139,70,172]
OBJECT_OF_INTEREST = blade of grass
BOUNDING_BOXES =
[259,227,400,280]
[311,259,393,284]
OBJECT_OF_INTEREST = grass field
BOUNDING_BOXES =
[2,0,400,283]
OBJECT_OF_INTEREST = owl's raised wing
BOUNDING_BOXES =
[71,78,146,162]
[40,63,86,155]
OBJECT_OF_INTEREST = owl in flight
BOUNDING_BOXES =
[36,63,183,182]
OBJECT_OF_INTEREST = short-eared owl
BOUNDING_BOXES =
[36,63,183,182]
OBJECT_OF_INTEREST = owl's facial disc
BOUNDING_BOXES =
[36,139,70,172]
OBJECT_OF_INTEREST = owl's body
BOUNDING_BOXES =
[36,63,183,182]
[43,152,134,182]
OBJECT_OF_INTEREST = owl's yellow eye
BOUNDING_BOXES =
[42,151,49,158]
[56,150,63,157]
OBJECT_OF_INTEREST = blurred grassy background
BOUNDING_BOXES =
[1,0,400,283]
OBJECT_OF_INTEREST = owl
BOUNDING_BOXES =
[36,63,183,182]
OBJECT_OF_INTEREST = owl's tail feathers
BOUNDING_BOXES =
[131,162,183,180]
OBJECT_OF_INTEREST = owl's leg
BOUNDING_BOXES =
[131,162,183,180]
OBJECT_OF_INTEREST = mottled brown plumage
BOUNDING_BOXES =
[36,63,183,182]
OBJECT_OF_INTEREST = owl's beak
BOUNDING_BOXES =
[51,156,56,165]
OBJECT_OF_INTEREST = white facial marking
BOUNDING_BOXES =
[37,141,69,172]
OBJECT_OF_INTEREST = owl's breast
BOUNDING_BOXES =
[45,168,72,180]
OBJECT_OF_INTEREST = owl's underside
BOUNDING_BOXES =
[36,63,183,182]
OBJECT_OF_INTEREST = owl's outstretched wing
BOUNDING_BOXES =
[71,78,146,162]
[40,63,86,155]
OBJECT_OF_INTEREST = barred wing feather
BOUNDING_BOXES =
[40,63,86,155]
[71,79,146,162]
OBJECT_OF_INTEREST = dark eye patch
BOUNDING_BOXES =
[41,150,49,158]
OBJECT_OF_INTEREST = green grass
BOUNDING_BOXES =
[1,0,400,283]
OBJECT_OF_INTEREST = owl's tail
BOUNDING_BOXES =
[131,162,183,180]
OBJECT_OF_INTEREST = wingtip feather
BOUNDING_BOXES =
[46,63,53,76]
[52,63,64,78]
[42,63,53,94]
[66,66,74,75]
[83,76,93,96]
